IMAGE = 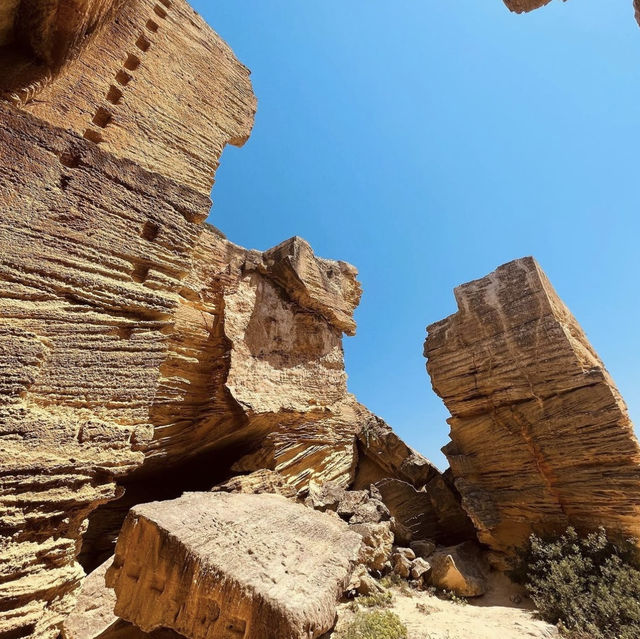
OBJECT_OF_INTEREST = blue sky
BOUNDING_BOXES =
[192,0,640,469]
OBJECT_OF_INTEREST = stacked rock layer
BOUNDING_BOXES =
[424,257,640,564]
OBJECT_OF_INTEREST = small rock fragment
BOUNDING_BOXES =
[391,550,413,579]
[411,540,436,559]
[410,557,431,581]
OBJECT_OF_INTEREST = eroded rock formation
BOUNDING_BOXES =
[424,257,640,564]
[0,0,504,634]
[0,2,470,636]
[501,0,551,13]
[501,0,640,31]
[106,492,362,639]
[0,0,257,634]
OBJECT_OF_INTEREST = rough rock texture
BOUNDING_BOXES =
[501,0,640,33]
[62,558,118,639]
[212,469,298,499]
[502,0,551,13]
[0,0,256,634]
[375,478,475,546]
[425,257,640,564]
[2,0,255,195]
[0,0,466,634]
[0,102,195,638]
[305,482,390,525]
[78,231,369,570]
[106,492,362,639]
[353,412,440,490]
[351,413,475,545]
[349,522,394,573]
[62,557,183,639]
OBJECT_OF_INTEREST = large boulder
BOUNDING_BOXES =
[429,542,489,597]
[62,557,183,639]
[425,257,640,565]
[106,492,362,639]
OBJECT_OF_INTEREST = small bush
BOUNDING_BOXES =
[439,589,468,606]
[357,590,394,608]
[518,527,640,639]
[338,610,408,639]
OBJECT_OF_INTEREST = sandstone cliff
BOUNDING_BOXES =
[0,0,256,634]
[0,2,468,636]
[424,257,640,565]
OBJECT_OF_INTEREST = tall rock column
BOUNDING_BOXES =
[424,257,640,565]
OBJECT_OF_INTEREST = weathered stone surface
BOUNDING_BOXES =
[350,522,395,573]
[391,550,413,579]
[500,0,640,37]
[0,103,192,639]
[410,557,431,581]
[62,558,117,639]
[353,412,440,490]
[347,566,385,596]
[305,482,391,525]
[306,481,349,512]
[0,116,362,636]
[2,0,256,194]
[429,542,489,597]
[0,0,125,68]
[260,237,361,337]
[425,257,640,562]
[0,91,393,637]
[106,492,362,639]
[62,557,183,639]
[0,1,457,635]
[0,0,256,632]
[502,0,551,14]
[212,469,298,499]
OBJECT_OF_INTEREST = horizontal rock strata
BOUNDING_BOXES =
[106,492,362,639]
[0,0,255,633]
[1,0,472,634]
[3,0,256,194]
[425,257,640,563]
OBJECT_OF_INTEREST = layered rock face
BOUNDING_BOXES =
[0,1,255,634]
[425,257,640,564]
[1,0,480,634]
[106,493,362,639]
[0,2,464,635]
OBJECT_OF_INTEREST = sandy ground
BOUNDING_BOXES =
[331,573,559,639]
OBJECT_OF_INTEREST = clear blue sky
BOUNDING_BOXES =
[192,0,640,469]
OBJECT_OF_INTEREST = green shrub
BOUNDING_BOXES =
[357,590,394,608]
[518,527,640,639]
[338,610,408,639]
